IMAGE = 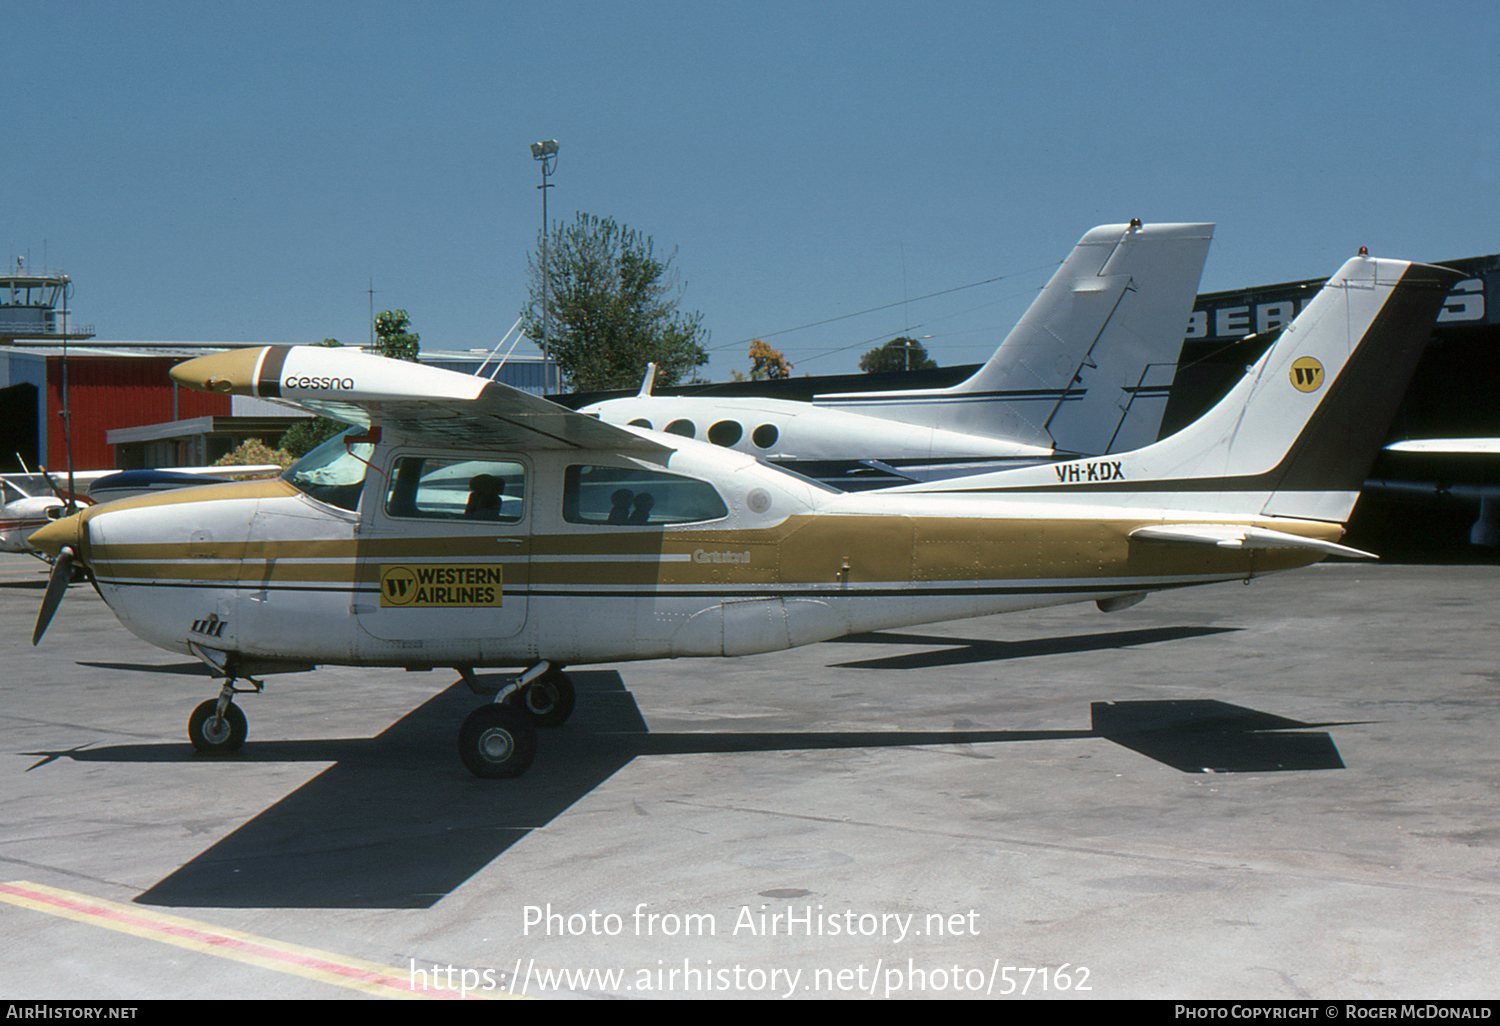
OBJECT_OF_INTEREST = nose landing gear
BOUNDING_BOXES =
[188,677,262,754]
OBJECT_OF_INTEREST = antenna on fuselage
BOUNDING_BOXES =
[637,363,657,398]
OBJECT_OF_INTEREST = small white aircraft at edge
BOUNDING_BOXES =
[28,253,1461,778]
[582,220,1214,475]
[0,474,72,554]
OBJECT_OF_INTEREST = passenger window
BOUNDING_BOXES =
[628,418,653,429]
[665,419,696,438]
[708,420,743,446]
[752,424,779,449]
[563,465,728,526]
[385,457,525,522]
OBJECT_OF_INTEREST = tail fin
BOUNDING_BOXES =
[907,255,1464,523]
[815,221,1213,453]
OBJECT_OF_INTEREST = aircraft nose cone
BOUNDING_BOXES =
[28,512,83,557]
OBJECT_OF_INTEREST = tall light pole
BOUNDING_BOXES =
[530,139,560,393]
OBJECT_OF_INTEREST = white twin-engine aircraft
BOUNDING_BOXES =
[28,254,1462,778]
[583,220,1216,471]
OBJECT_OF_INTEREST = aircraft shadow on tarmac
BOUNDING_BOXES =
[22,629,1352,911]
[830,624,1239,670]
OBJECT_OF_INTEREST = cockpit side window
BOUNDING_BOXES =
[384,457,526,522]
[563,465,728,525]
[282,429,373,512]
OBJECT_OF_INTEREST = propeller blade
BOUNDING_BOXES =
[32,547,74,646]
[37,464,78,514]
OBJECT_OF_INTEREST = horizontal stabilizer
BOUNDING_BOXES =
[1129,524,1376,560]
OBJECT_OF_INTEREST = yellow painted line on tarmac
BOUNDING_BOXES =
[0,881,520,1000]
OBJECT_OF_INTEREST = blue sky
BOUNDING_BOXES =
[7,0,1497,380]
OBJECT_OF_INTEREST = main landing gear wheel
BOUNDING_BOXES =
[523,667,576,728]
[458,703,537,778]
[188,700,247,754]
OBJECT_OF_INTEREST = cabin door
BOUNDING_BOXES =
[354,451,531,663]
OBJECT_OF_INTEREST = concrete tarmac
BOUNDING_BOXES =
[1,552,1496,1000]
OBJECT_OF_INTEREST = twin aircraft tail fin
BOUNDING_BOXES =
[906,255,1464,524]
[814,221,1213,453]
[980,220,1215,454]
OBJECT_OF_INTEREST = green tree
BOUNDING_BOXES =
[374,310,421,362]
[278,417,348,458]
[522,213,709,391]
[859,336,938,374]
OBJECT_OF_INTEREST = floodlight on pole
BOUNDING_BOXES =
[531,139,560,393]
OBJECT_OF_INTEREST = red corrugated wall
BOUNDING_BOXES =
[45,356,232,470]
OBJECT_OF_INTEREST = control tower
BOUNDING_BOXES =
[0,259,95,343]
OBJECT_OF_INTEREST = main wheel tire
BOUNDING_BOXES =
[523,668,576,728]
[458,703,537,778]
[188,700,247,754]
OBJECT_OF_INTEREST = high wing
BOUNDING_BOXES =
[169,345,675,457]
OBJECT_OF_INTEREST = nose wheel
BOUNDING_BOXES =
[187,677,261,754]
[188,699,248,753]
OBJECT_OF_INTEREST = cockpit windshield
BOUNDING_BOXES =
[282,428,372,511]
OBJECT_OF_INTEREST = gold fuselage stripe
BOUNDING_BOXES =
[84,513,1332,589]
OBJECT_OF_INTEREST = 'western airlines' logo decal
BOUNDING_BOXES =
[1290,357,1324,393]
[380,564,503,607]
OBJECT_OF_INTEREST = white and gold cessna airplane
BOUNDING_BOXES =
[28,253,1461,778]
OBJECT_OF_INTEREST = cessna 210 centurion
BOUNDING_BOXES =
[29,253,1462,778]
